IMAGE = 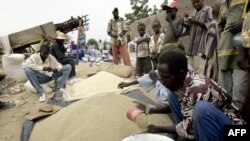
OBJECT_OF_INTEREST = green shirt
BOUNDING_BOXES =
[217,0,247,70]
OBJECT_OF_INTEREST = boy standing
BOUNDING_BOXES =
[150,20,165,70]
[186,0,213,73]
[134,23,152,77]
[161,0,185,54]
[203,1,221,81]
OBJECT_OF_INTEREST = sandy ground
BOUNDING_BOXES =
[0,52,140,141]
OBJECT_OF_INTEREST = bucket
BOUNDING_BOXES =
[103,50,109,59]
[122,134,174,141]
[127,106,144,122]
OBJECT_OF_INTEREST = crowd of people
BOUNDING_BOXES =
[114,0,250,141]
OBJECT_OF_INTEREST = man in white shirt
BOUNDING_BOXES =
[23,44,71,102]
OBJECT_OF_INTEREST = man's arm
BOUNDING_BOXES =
[147,124,177,133]
[134,37,150,44]
[50,55,63,71]
[51,44,65,60]
[107,20,118,38]
[122,19,128,35]
[149,105,171,114]
[118,80,139,89]
[189,8,213,29]
[189,18,207,28]
[168,18,184,38]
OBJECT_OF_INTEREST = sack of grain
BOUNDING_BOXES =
[99,62,133,78]
[2,54,27,82]
[24,81,52,94]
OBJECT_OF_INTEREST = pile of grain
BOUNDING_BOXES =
[30,94,173,141]
[63,71,130,101]
[135,113,148,130]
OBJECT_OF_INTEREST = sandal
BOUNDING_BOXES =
[0,101,15,110]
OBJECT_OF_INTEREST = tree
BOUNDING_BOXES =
[125,0,159,25]
[87,38,98,49]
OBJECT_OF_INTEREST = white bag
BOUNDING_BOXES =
[24,81,52,94]
[2,54,27,82]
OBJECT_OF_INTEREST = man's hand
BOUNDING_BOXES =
[133,101,151,114]
[119,32,124,37]
[237,57,249,71]
[53,69,59,73]
[118,82,130,89]
[187,17,196,24]
[43,67,53,72]
[228,22,243,34]
[145,38,150,42]
[237,48,250,71]
[149,71,158,82]
[147,125,163,133]
[112,34,118,39]
[151,53,159,61]
[166,14,173,22]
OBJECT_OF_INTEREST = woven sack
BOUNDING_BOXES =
[2,54,27,82]
[99,62,133,78]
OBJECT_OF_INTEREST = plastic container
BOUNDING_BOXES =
[122,134,174,141]
[127,107,144,122]
[127,106,148,129]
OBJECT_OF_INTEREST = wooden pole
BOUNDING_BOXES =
[76,19,82,65]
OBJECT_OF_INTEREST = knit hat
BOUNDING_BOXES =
[162,0,179,10]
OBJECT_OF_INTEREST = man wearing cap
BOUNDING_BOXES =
[51,32,76,78]
[107,8,131,66]
[160,0,185,54]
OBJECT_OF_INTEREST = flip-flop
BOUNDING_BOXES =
[0,74,6,81]
[0,101,15,110]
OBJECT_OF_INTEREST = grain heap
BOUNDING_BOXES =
[30,94,173,141]
[63,71,130,101]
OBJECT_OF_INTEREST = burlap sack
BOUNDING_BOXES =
[24,103,61,121]
[99,62,133,78]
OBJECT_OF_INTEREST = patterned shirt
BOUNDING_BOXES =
[134,33,151,58]
[149,33,165,54]
[176,72,244,139]
[107,17,128,46]
[187,6,213,56]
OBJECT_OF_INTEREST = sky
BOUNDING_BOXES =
[0,0,162,42]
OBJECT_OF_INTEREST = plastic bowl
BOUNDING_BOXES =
[122,134,174,141]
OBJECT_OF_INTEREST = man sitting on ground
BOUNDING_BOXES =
[136,50,244,141]
[23,44,71,102]
[51,32,76,78]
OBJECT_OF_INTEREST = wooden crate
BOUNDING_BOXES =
[8,22,57,49]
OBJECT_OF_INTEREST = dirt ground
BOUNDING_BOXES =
[0,53,140,141]
[0,62,101,141]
